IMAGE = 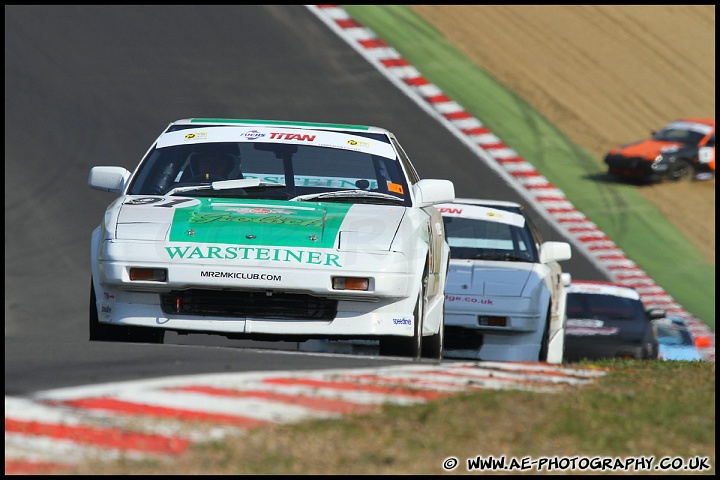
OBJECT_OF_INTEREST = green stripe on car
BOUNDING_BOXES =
[168,198,352,248]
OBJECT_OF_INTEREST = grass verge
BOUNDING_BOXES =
[67,360,715,474]
[342,5,714,331]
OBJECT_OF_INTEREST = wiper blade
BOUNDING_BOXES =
[166,179,285,196]
[238,182,286,190]
[165,184,212,196]
[471,253,532,262]
[291,190,403,203]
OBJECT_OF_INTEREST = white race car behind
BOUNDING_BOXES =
[437,199,572,364]
[88,118,455,359]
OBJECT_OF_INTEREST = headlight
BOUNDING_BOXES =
[129,267,167,282]
[332,277,370,291]
[651,155,669,171]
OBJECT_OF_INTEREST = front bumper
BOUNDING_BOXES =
[442,296,545,362]
[93,240,423,338]
[604,154,665,181]
[564,336,644,361]
[94,289,417,338]
[443,294,539,333]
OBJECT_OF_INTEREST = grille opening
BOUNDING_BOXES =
[160,289,337,320]
[444,326,484,350]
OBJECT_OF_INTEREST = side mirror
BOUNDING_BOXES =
[413,179,455,207]
[88,166,131,193]
[646,308,666,321]
[539,241,571,263]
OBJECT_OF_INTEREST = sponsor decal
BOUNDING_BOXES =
[568,285,639,300]
[566,326,619,336]
[157,128,397,159]
[125,197,197,208]
[240,130,265,141]
[165,245,342,267]
[438,207,462,214]
[126,196,165,205]
[347,139,370,148]
[566,319,619,336]
[392,318,412,325]
[184,132,208,140]
[200,271,282,281]
[188,212,320,226]
[567,319,604,328]
[243,174,379,189]
[168,199,351,248]
[387,182,404,194]
[224,207,295,215]
[445,295,493,305]
[268,132,316,142]
[439,205,525,228]
[699,146,714,164]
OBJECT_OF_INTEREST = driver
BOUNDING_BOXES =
[193,153,236,181]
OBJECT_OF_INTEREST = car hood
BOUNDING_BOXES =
[658,345,702,362]
[608,138,684,161]
[445,260,535,297]
[112,196,406,251]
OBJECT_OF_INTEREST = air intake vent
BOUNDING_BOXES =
[160,289,337,320]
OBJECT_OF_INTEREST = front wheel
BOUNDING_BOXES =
[666,160,693,182]
[641,338,658,360]
[538,314,551,362]
[421,297,444,361]
[89,278,165,344]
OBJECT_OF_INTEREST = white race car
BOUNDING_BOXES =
[437,199,572,364]
[88,118,455,358]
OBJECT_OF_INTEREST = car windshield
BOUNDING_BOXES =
[442,212,538,263]
[652,122,709,145]
[567,293,646,321]
[127,131,412,207]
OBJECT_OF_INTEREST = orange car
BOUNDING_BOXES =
[604,118,715,183]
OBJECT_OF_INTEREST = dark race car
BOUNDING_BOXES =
[564,281,665,361]
[604,118,715,183]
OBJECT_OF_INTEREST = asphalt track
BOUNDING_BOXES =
[4,4,611,395]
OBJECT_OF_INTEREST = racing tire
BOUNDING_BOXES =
[639,345,650,360]
[89,278,165,344]
[421,297,444,361]
[379,273,426,359]
[641,338,659,360]
[666,160,693,182]
[538,313,551,362]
